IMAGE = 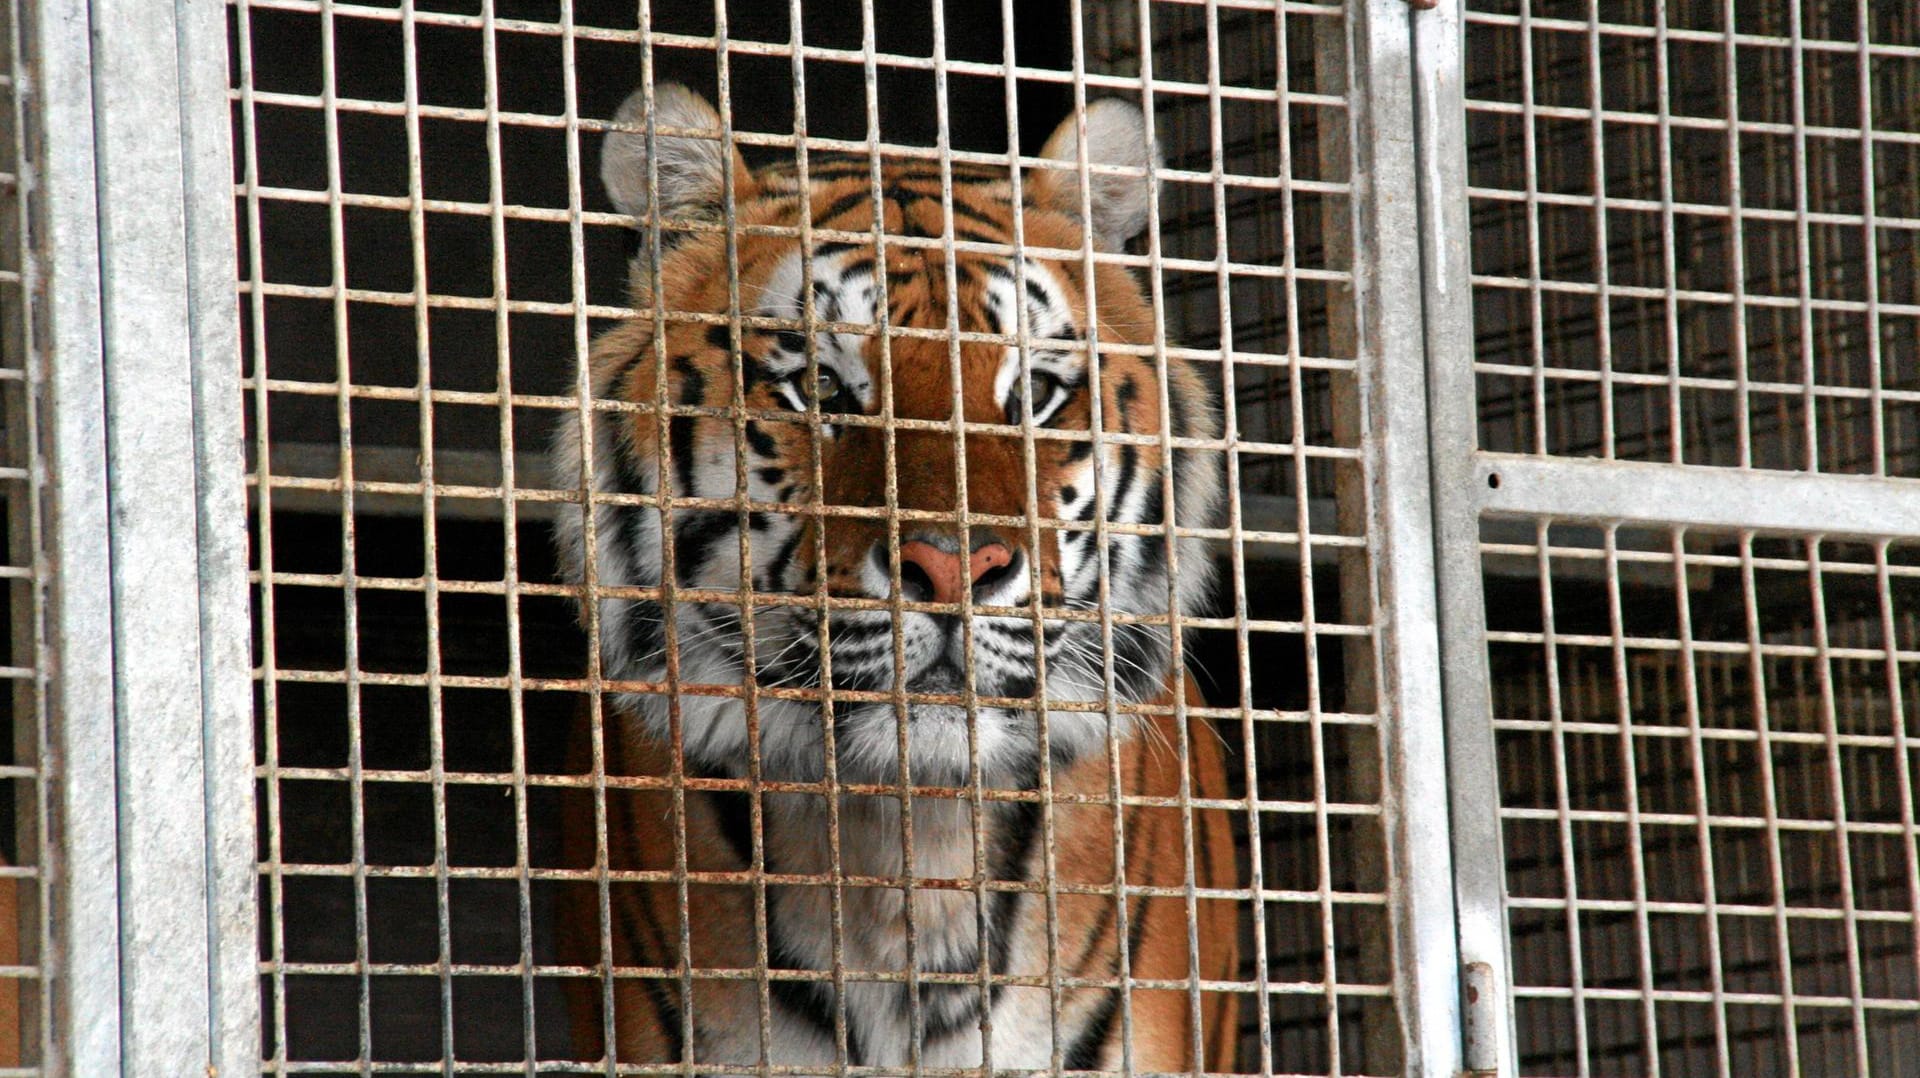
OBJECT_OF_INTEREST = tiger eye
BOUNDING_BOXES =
[1028,369,1061,401]
[1020,369,1070,425]
[812,367,842,402]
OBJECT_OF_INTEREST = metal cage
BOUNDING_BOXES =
[1437,1,1920,1073]
[0,0,1911,1076]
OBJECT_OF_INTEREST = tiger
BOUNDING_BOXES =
[551,82,1240,1074]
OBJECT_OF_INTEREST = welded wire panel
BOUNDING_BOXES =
[0,0,47,1072]
[1483,522,1920,1076]
[1463,0,1920,475]
[231,0,1413,1074]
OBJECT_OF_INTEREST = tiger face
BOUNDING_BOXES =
[552,85,1221,788]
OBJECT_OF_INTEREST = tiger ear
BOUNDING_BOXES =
[1029,99,1157,251]
[601,83,754,229]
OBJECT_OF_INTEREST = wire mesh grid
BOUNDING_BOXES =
[1482,524,1920,1076]
[230,0,1407,1074]
[1456,2,1920,1075]
[1464,0,1920,475]
[0,0,47,1072]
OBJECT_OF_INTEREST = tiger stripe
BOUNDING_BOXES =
[551,83,1239,1073]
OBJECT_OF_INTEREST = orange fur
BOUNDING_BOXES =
[555,90,1238,1070]
[562,679,1239,1070]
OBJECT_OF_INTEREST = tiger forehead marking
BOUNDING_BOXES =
[739,240,1098,480]
[552,83,1236,1076]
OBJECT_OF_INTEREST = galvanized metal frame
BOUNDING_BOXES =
[17,0,261,1073]
[178,1,264,1073]
[1345,1,1462,1074]
[24,0,119,1072]
[1407,0,1512,1070]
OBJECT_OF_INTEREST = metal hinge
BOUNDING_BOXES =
[1459,961,1500,1077]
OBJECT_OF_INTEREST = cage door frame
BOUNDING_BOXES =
[1412,1,1920,1074]
[1408,0,1516,1072]
[1344,0,1469,1074]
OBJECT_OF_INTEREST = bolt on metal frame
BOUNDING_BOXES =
[1415,0,1920,1074]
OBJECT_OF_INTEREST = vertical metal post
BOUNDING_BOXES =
[1346,0,1462,1073]
[1409,0,1514,1073]
[28,0,121,1072]
[82,0,256,1071]
[89,0,207,1063]
[174,0,262,1072]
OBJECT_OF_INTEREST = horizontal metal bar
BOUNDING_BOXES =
[252,445,1366,563]
[253,765,1381,810]
[1470,360,1920,405]
[1465,94,1920,149]
[1461,8,1920,60]
[257,1060,1379,1078]
[1489,720,1916,749]
[254,667,1381,703]
[253,865,1383,902]
[251,961,1379,995]
[1477,454,1920,540]
[1506,986,1920,1011]
[1468,272,1920,320]
[1503,895,1920,920]
[1466,183,1920,235]
[234,93,1356,176]
[236,0,1350,50]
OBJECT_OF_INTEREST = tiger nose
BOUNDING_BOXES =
[896,539,1015,606]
